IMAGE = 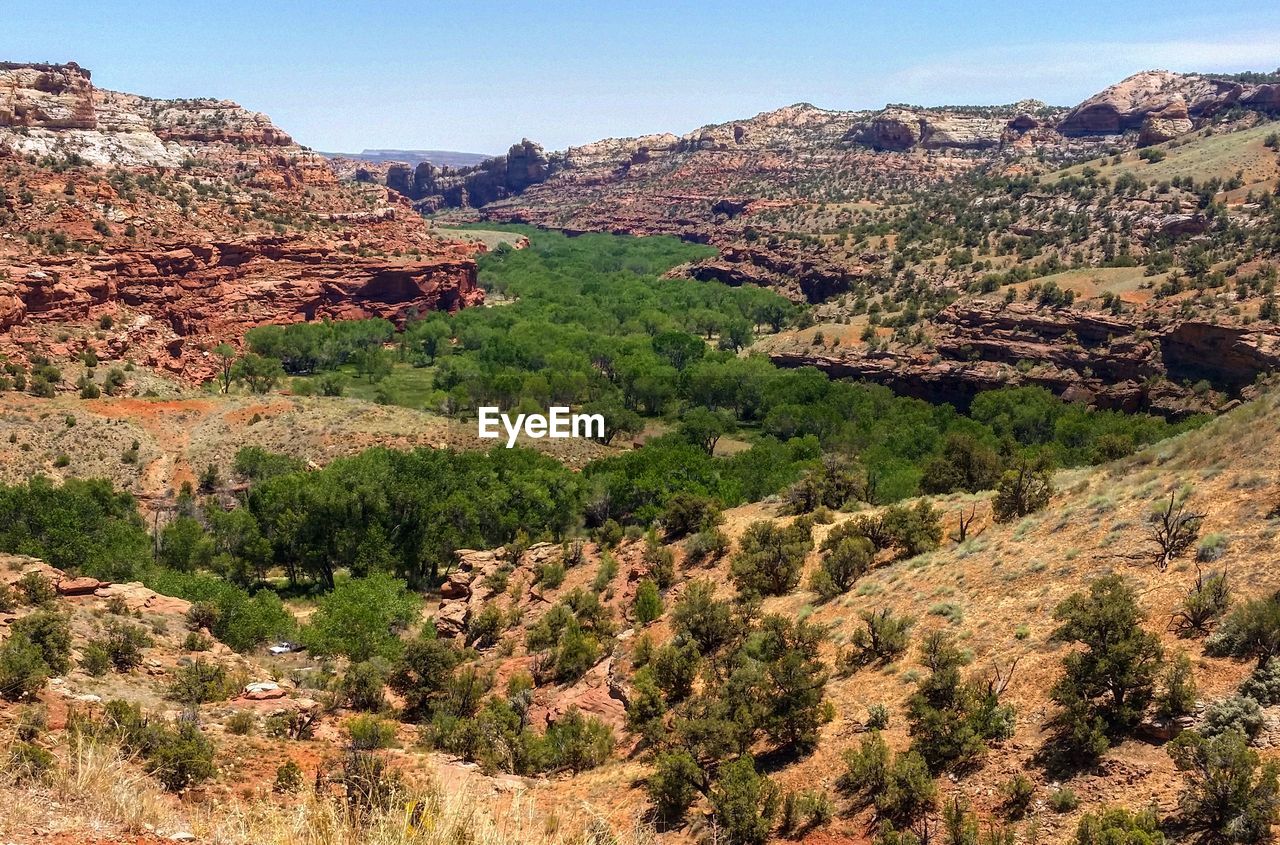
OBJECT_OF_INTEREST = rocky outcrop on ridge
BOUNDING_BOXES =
[1058,69,1280,138]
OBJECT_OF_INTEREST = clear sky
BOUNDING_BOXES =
[3,0,1277,155]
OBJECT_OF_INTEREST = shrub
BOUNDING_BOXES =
[0,583,14,612]
[226,710,256,736]
[1169,729,1280,844]
[539,707,614,773]
[466,603,505,649]
[710,755,780,845]
[1206,591,1280,662]
[16,571,57,606]
[273,759,304,793]
[16,705,46,741]
[11,610,72,674]
[647,749,703,827]
[79,641,111,676]
[1156,651,1198,720]
[992,458,1053,523]
[877,750,938,826]
[1174,570,1231,637]
[101,619,153,671]
[633,579,663,626]
[1239,657,1280,706]
[0,635,50,700]
[880,500,944,557]
[185,600,221,632]
[730,519,813,597]
[1197,533,1229,563]
[1049,786,1080,813]
[592,553,619,593]
[1001,774,1036,819]
[6,741,55,782]
[144,721,217,792]
[346,715,397,750]
[866,703,890,730]
[642,534,676,589]
[168,659,232,706]
[661,492,722,539]
[848,608,913,668]
[335,750,403,816]
[1075,807,1164,845]
[183,632,212,652]
[685,526,730,563]
[340,660,388,712]
[536,561,566,590]
[388,633,469,722]
[840,730,890,798]
[672,579,739,654]
[1200,695,1265,741]
[781,789,834,836]
[811,530,874,601]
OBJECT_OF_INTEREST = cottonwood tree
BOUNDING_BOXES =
[213,343,236,393]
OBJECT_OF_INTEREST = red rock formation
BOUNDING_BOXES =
[768,300,1280,417]
[1,236,480,381]
[0,62,484,382]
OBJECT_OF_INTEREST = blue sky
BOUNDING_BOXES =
[3,0,1277,154]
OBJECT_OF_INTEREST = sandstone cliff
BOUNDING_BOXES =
[0,61,483,382]
[1058,69,1280,138]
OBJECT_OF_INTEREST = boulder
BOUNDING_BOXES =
[435,600,469,639]
[56,576,104,596]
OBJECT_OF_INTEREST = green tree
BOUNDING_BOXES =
[301,572,421,661]
[730,519,813,597]
[1168,729,1280,844]
[678,408,734,455]
[634,579,664,627]
[710,755,780,845]
[213,343,236,393]
[231,352,284,394]
[1050,576,1163,761]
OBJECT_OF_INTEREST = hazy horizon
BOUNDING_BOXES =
[3,0,1277,154]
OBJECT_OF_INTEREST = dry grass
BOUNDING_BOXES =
[0,729,650,845]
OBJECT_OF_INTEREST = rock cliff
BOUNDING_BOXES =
[0,61,483,382]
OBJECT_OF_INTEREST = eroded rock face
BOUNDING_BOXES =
[1058,70,1278,137]
[848,107,1011,151]
[373,139,554,210]
[0,62,485,381]
[0,61,96,129]
[770,300,1280,416]
[1,236,480,381]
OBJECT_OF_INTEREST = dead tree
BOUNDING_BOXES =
[985,656,1021,699]
[1170,564,1231,637]
[950,502,983,543]
[1148,491,1205,571]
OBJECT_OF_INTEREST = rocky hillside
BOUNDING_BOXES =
[382,69,1280,417]
[7,386,1280,845]
[0,62,483,382]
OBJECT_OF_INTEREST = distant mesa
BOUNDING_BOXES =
[321,148,494,168]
